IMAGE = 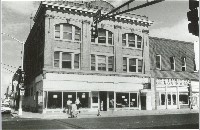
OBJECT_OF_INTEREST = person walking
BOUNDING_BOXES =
[75,98,80,110]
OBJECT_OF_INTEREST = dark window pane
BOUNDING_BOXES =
[128,41,135,47]
[122,34,126,46]
[54,60,59,67]
[98,37,106,43]
[55,24,60,31]
[128,34,135,41]
[74,54,79,69]
[161,94,165,105]
[108,38,112,45]
[62,61,71,68]
[138,59,142,72]
[108,56,114,71]
[75,27,81,41]
[91,55,95,70]
[129,58,136,72]
[98,29,106,36]
[156,55,161,69]
[123,57,127,72]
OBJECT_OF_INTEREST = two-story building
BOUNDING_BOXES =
[149,37,199,110]
[23,1,154,113]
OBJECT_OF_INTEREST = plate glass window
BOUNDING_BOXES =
[170,57,175,70]
[54,51,60,67]
[156,55,161,69]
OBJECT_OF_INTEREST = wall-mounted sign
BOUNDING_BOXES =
[132,99,135,101]
[124,99,127,101]
[68,95,72,98]
[82,94,85,98]
[156,79,190,86]
[53,95,57,98]
[122,96,125,98]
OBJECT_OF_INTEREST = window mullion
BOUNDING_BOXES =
[127,57,129,72]
[136,59,138,73]
[106,56,108,71]
[95,55,98,71]
[61,25,63,39]
[71,53,74,69]
[106,31,108,45]
[59,52,62,68]
[72,26,75,42]
[112,34,114,45]
[135,35,137,48]
[126,34,128,47]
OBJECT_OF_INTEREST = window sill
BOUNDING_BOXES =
[91,43,114,47]
[54,39,81,43]
[122,46,142,50]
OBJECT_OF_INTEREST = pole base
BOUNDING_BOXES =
[18,108,22,115]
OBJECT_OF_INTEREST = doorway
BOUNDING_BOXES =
[141,95,146,110]
[99,91,107,111]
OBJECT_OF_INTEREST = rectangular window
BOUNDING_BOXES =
[128,34,135,47]
[179,93,188,104]
[98,56,106,71]
[129,58,136,72]
[98,29,106,44]
[54,51,60,67]
[55,24,60,38]
[156,55,161,69]
[75,27,81,41]
[108,56,114,71]
[137,35,142,48]
[91,55,95,70]
[108,31,113,45]
[138,59,143,72]
[161,93,165,105]
[130,93,138,107]
[122,34,126,46]
[193,58,197,71]
[170,57,175,70]
[74,54,79,69]
[91,34,95,42]
[63,24,72,40]
[62,52,71,68]
[181,57,186,71]
[123,57,127,72]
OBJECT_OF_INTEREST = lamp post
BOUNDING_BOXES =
[2,32,25,115]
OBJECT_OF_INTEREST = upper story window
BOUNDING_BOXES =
[193,58,197,71]
[181,57,186,71]
[91,54,114,72]
[55,23,81,41]
[123,57,143,73]
[170,57,175,71]
[54,51,80,69]
[122,33,142,48]
[156,55,161,70]
[91,28,113,45]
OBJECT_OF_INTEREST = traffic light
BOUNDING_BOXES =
[187,0,199,36]
[91,21,98,38]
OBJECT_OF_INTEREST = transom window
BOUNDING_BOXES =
[170,57,175,71]
[181,57,186,71]
[123,57,143,73]
[122,33,142,48]
[156,55,161,70]
[91,54,114,72]
[91,28,113,45]
[55,23,81,41]
[54,51,80,69]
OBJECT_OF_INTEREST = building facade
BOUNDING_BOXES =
[149,37,199,110]
[22,1,199,113]
[23,1,154,113]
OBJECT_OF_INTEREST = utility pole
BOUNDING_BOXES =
[1,32,25,116]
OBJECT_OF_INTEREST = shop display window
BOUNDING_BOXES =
[47,92,62,109]
[130,93,138,107]
[63,92,76,107]
[179,93,188,104]
[161,93,165,105]
[77,92,89,108]
[116,93,129,108]
[109,92,114,108]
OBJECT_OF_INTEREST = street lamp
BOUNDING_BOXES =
[2,32,25,115]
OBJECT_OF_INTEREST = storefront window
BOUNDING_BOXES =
[63,92,76,108]
[168,94,171,105]
[47,92,62,109]
[130,93,138,107]
[77,92,89,108]
[109,92,114,108]
[172,94,176,105]
[161,93,165,105]
[116,93,129,108]
[179,93,188,104]
[92,92,98,103]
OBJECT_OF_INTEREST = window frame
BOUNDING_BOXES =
[53,51,80,69]
[122,33,143,49]
[156,55,161,70]
[91,28,114,46]
[181,57,186,71]
[54,23,81,42]
[123,57,143,73]
[170,56,175,71]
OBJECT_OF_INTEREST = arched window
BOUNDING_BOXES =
[122,33,142,48]
[91,28,113,45]
[54,23,81,41]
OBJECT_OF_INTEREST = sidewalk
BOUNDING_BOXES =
[11,108,199,119]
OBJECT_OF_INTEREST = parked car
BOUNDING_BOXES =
[1,103,11,113]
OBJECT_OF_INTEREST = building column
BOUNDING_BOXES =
[62,91,63,109]
[177,86,180,109]
[107,92,109,111]
[114,92,116,110]
[139,92,141,110]
[165,85,167,109]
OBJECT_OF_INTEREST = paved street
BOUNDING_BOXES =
[2,113,199,129]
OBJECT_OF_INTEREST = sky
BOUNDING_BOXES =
[1,0,199,98]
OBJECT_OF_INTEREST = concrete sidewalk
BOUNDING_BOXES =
[11,108,199,119]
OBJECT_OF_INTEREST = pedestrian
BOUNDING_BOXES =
[67,99,72,114]
[75,98,80,110]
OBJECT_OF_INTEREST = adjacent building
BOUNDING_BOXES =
[22,1,198,113]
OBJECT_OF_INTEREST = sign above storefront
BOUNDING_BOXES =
[156,79,190,86]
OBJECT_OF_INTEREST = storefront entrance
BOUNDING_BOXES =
[99,91,107,111]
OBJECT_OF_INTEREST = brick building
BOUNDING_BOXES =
[22,1,198,113]
[149,37,199,110]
